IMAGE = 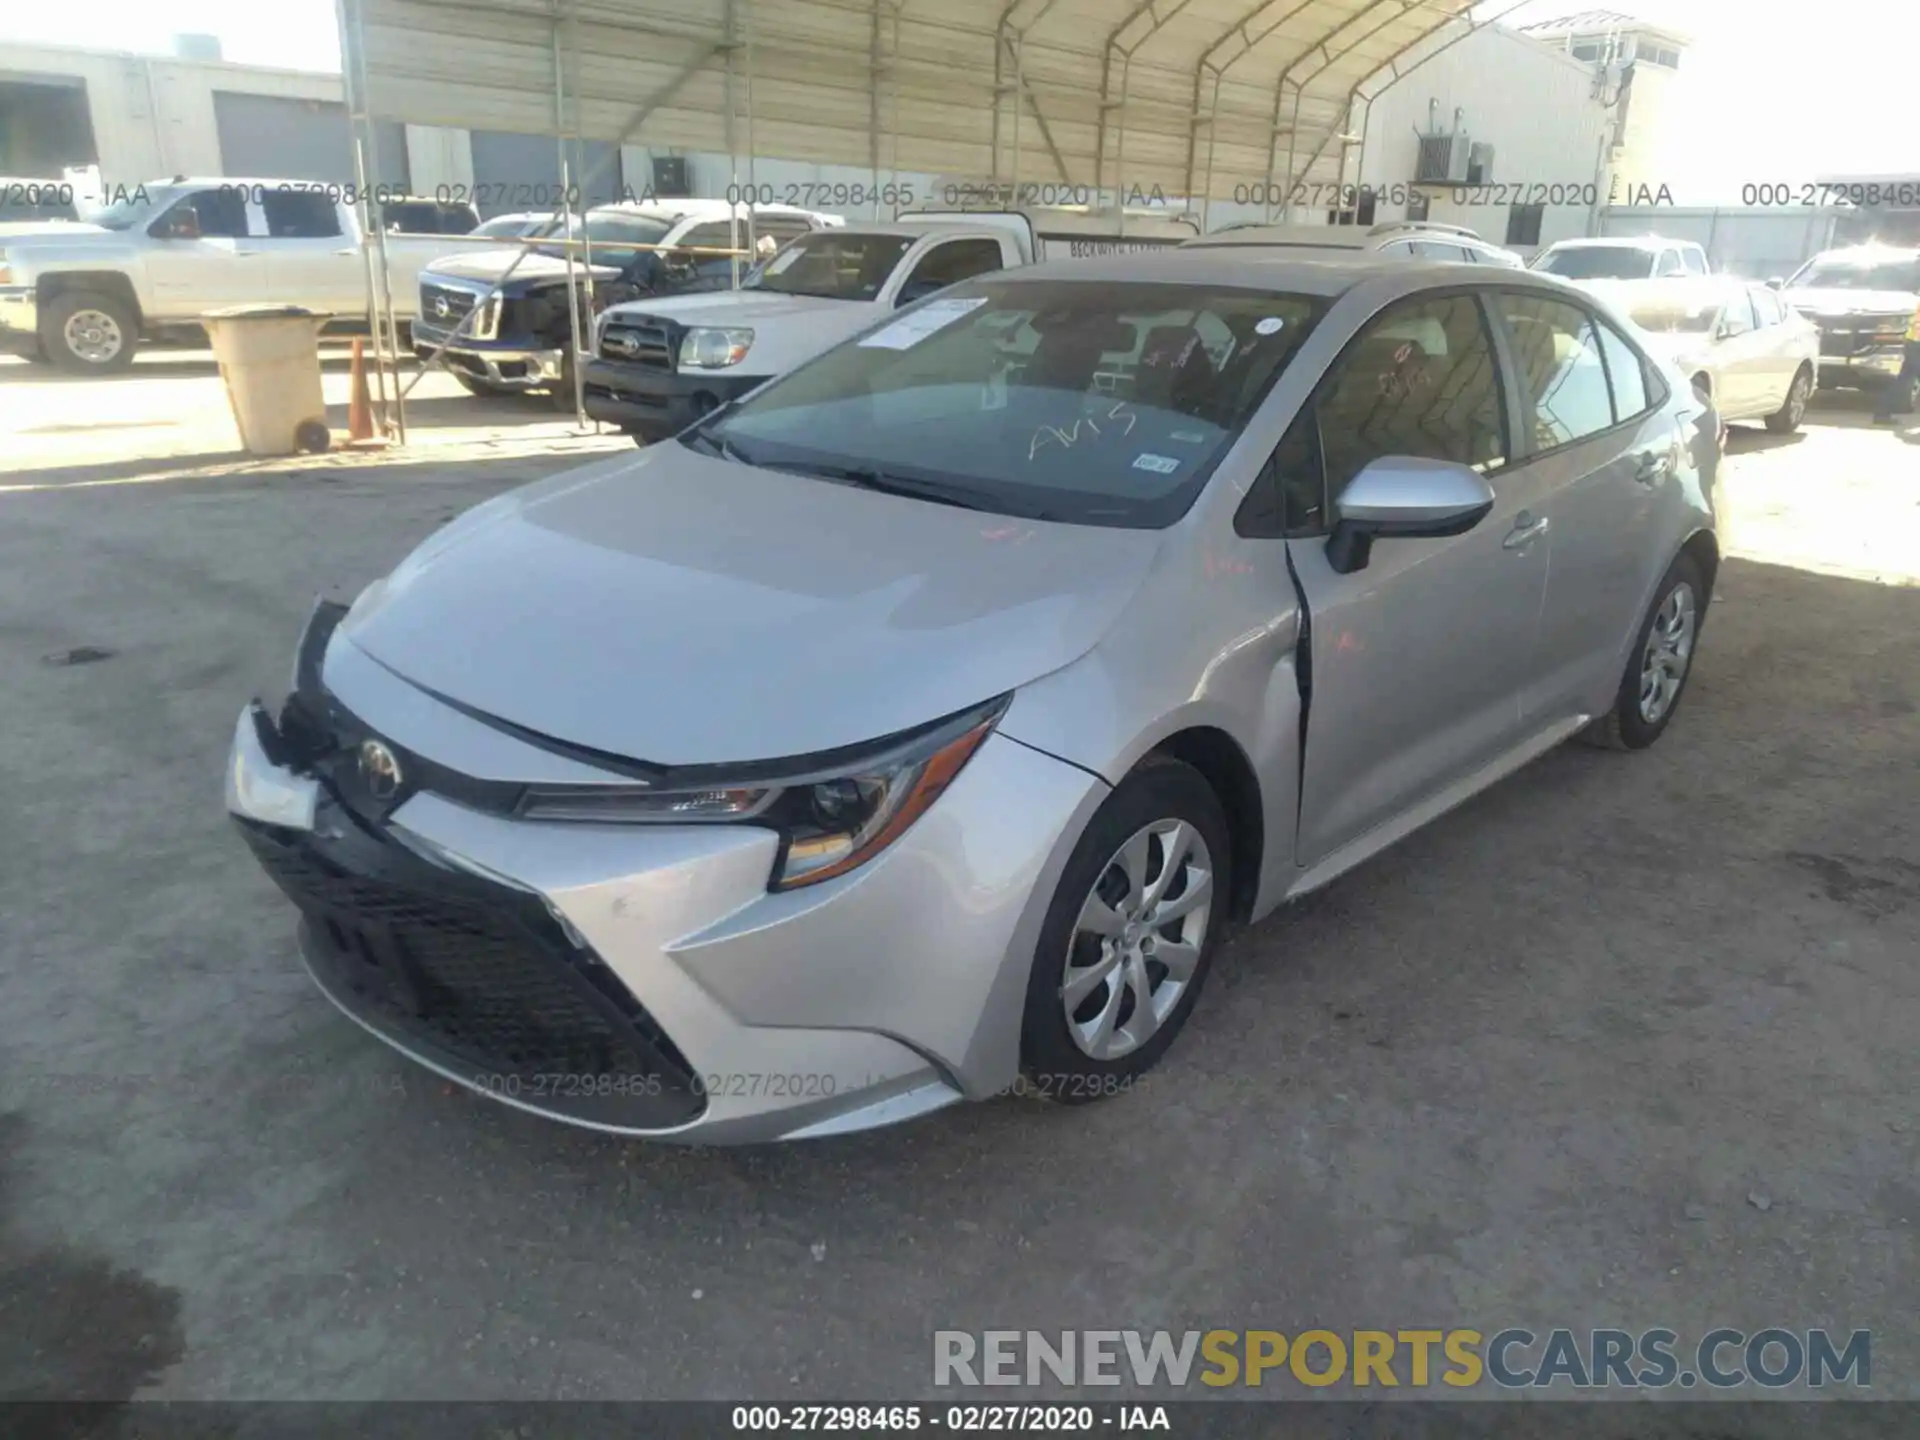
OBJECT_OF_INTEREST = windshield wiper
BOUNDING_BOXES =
[764,460,1055,519]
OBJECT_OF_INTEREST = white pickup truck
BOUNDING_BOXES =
[581,206,1197,441]
[0,177,488,373]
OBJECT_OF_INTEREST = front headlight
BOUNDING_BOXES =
[682,326,754,369]
[517,695,1009,890]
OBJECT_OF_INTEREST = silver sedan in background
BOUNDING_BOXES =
[226,254,1719,1144]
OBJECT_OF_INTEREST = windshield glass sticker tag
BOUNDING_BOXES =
[1133,453,1181,475]
[859,296,989,351]
[1256,316,1287,335]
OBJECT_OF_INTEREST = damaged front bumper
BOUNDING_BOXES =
[225,600,1102,1143]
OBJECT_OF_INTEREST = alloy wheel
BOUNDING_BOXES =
[63,309,125,365]
[1061,819,1214,1061]
[1638,582,1697,725]
[1787,371,1810,426]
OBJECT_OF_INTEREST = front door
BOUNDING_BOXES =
[1280,290,1552,867]
[143,188,266,317]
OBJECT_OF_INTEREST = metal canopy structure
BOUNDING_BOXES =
[345,0,1486,211]
[336,0,1513,438]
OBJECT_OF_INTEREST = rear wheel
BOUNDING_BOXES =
[1017,758,1232,1102]
[40,290,138,374]
[1765,365,1812,434]
[1580,550,1707,751]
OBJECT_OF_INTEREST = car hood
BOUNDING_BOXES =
[1783,286,1917,319]
[340,446,1162,766]
[604,290,870,325]
[0,220,111,243]
[423,248,622,284]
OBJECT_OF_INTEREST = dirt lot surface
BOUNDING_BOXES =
[1,357,1915,1428]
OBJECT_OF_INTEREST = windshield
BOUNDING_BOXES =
[532,212,672,260]
[1626,298,1721,334]
[1534,245,1658,279]
[0,183,79,223]
[89,184,179,231]
[1787,257,1920,292]
[698,278,1324,528]
[744,232,917,300]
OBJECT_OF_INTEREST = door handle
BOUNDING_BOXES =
[1502,512,1549,550]
[1635,452,1672,486]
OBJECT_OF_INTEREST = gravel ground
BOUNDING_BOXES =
[1,378,1914,1425]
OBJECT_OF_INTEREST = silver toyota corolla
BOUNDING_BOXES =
[227,253,1718,1144]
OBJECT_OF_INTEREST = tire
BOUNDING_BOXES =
[1765,365,1812,434]
[1017,757,1232,1103]
[1580,550,1708,752]
[40,290,138,374]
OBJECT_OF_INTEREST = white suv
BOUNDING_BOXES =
[1532,236,1710,282]
[1183,221,1527,268]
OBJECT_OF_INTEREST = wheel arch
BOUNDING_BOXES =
[38,271,145,328]
[1680,526,1721,600]
[1141,726,1264,924]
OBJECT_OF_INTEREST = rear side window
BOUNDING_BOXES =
[1493,294,1617,449]
[1751,287,1783,326]
[262,189,342,238]
[1594,320,1651,422]
[1241,293,1508,536]
[1682,246,1709,275]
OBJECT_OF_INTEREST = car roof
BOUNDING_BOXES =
[1545,235,1693,250]
[984,250,1577,301]
[1804,243,1920,263]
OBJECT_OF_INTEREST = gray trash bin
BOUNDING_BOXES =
[202,305,333,456]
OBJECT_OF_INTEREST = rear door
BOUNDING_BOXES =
[258,189,361,314]
[1279,289,1551,865]
[1490,290,1674,719]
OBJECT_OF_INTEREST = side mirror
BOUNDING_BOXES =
[1325,457,1495,575]
[1766,277,1785,290]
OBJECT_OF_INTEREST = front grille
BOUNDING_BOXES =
[241,815,705,1129]
[421,282,498,341]
[599,317,676,369]
[1815,315,1904,358]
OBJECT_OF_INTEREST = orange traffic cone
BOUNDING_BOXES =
[346,338,384,446]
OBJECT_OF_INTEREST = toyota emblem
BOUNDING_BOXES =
[613,333,640,356]
[433,296,452,319]
[358,739,404,800]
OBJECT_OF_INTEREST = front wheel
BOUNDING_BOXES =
[1580,551,1707,751]
[1017,758,1232,1102]
[1765,366,1812,434]
[40,290,138,374]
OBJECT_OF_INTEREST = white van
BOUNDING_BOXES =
[581,206,1198,442]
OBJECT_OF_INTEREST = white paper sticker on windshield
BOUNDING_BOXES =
[763,247,802,274]
[1255,316,1287,335]
[859,296,989,350]
[1132,453,1181,474]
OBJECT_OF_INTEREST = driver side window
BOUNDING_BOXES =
[897,239,1006,306]
[1237,293,1508,537]
[156,188,249,239]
